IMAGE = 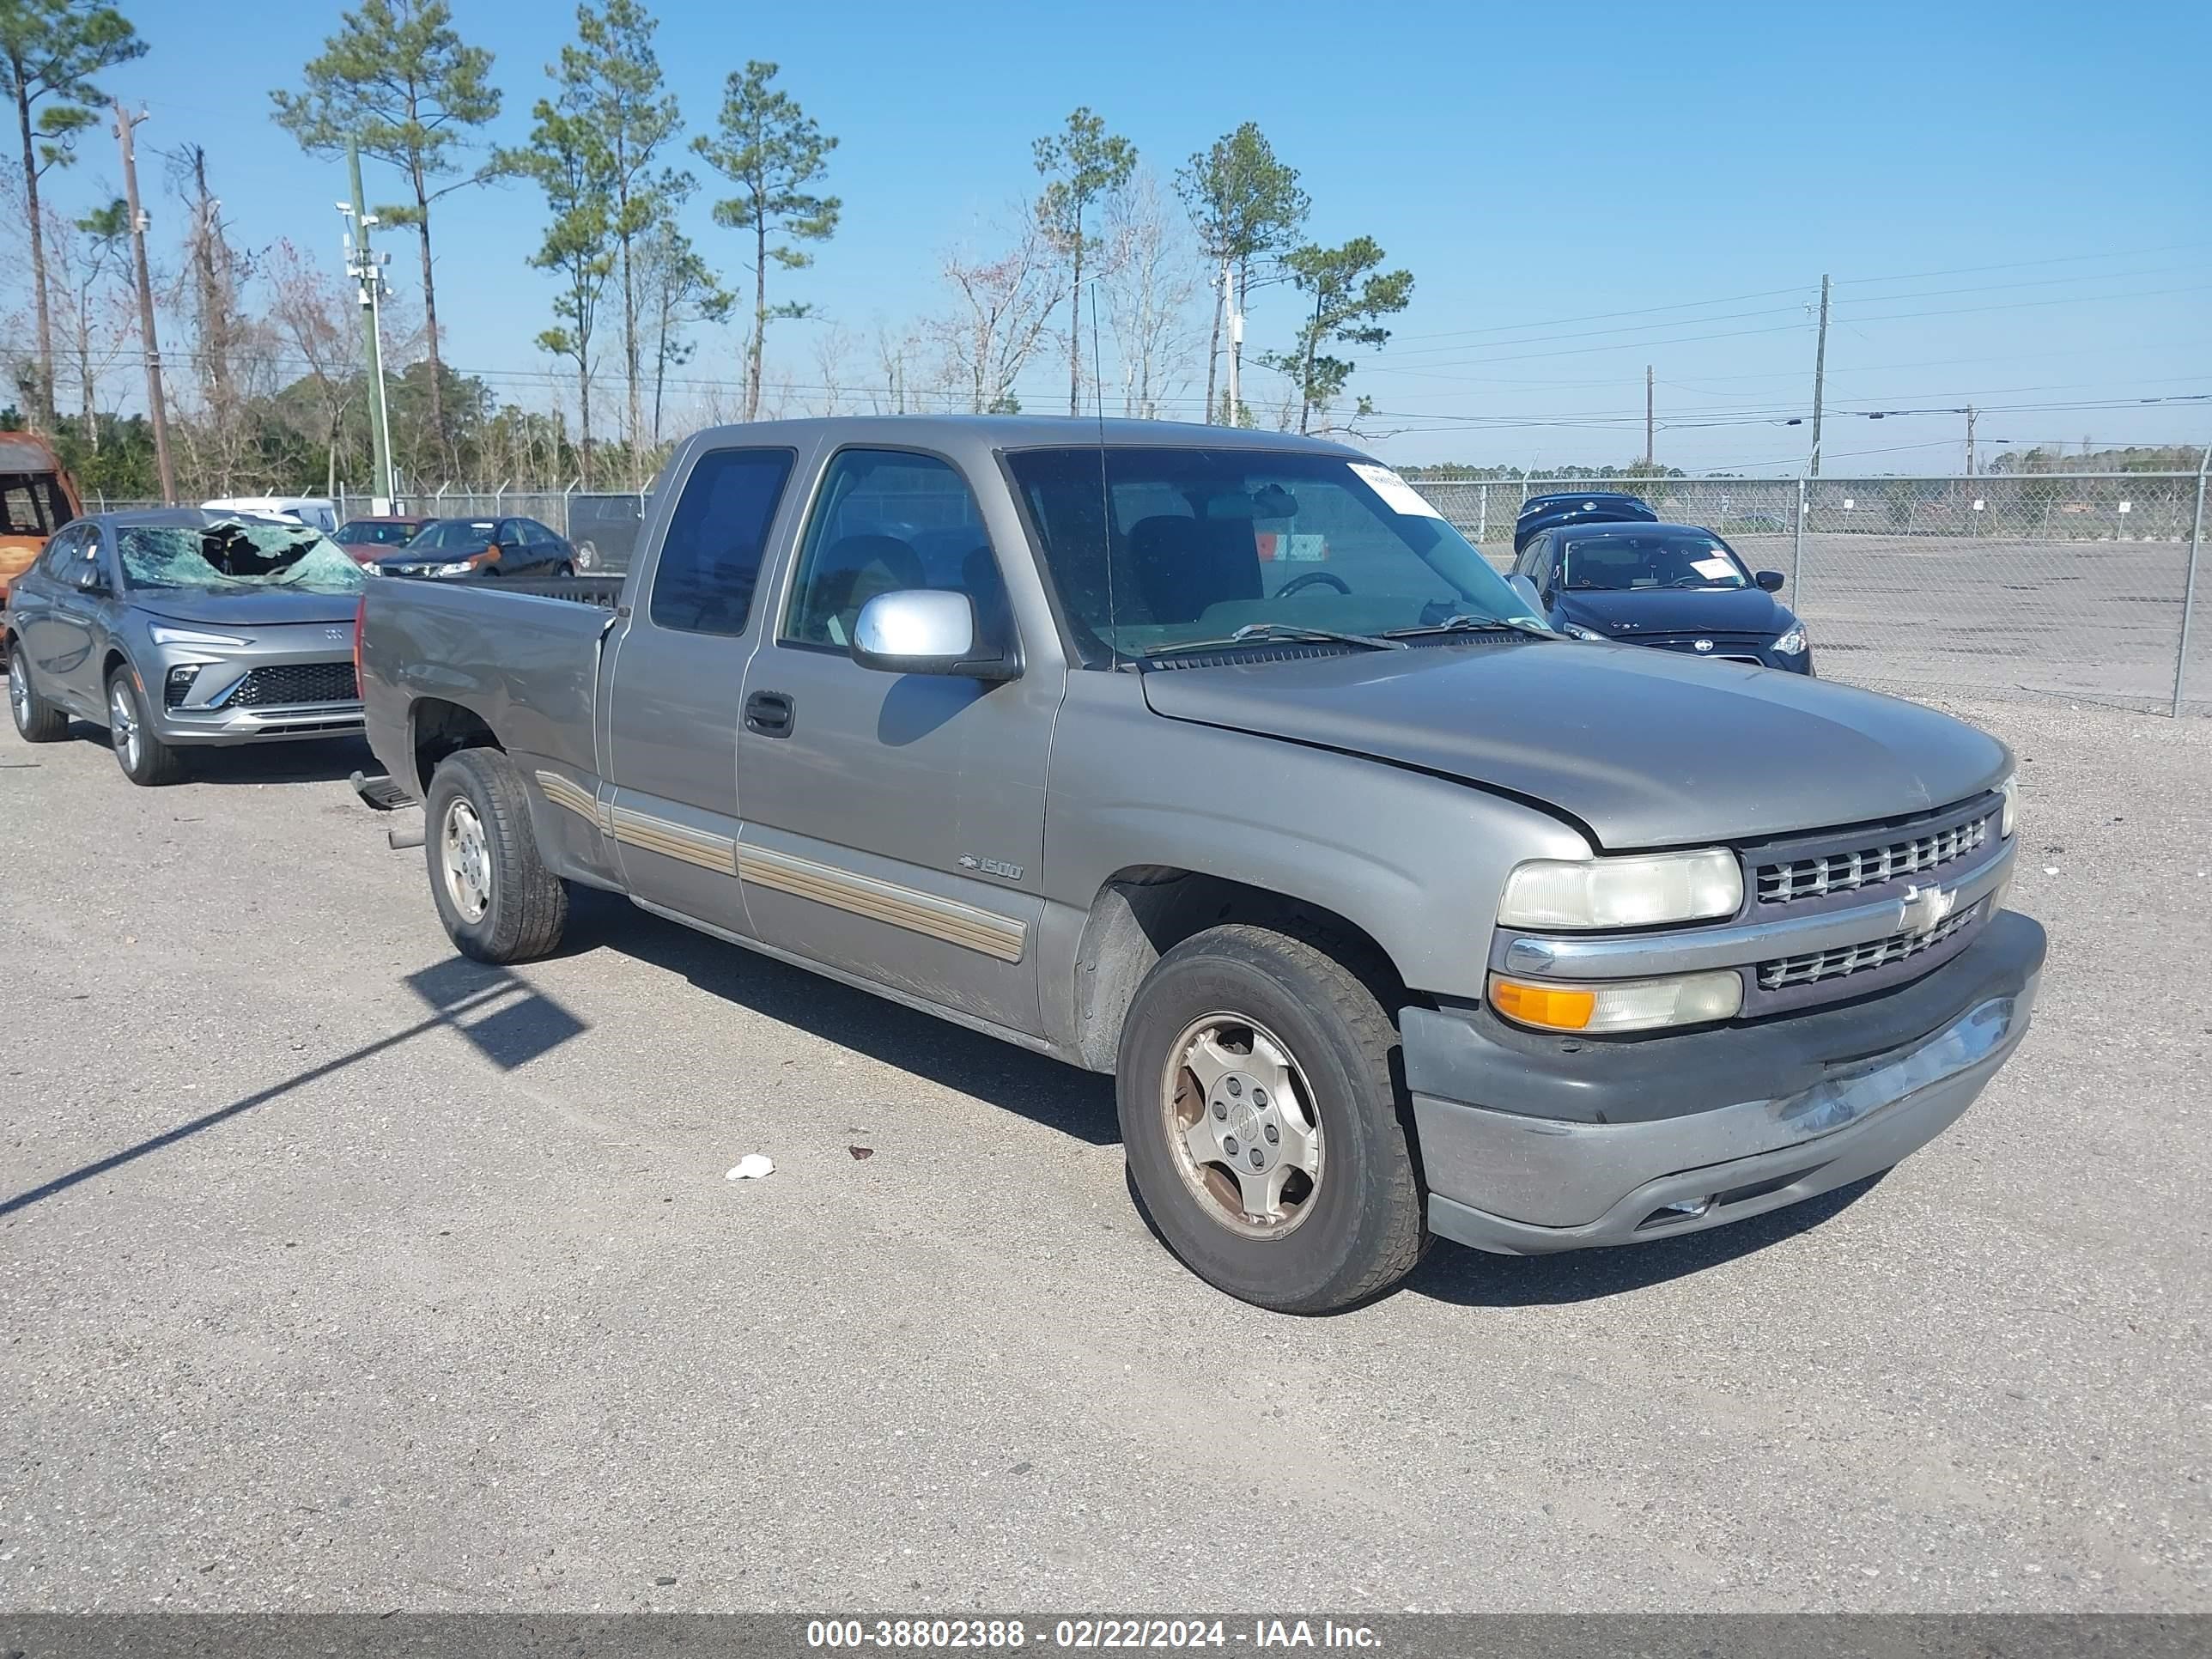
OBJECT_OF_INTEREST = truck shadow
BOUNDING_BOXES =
[556,890,1882,1308]
[554,889,1121,1147]
[1400,1176,1882,1308]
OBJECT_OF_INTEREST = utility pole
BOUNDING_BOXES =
[1224,264,1243,428]
[1808,273,1831,478]
[1964,405,1978,477]
[113,100,176,506]
[1644,364,1655,468]
[343,137,396,510]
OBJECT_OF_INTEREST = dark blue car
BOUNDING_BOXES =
[1507,520,1812,673]
[1510,489,1657,554]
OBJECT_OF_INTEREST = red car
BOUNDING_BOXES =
[334,515,432,564]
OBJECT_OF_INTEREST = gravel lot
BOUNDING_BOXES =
[1,685,2206,1613]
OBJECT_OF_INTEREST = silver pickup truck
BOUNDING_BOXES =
[359,416,2045,1313]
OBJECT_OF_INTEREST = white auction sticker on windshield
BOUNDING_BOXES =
[1691,556,1738,580]
[1348,463,1444,518]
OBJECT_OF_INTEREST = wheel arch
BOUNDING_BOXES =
[1066,866,1408,1073]
[410,696,503,793]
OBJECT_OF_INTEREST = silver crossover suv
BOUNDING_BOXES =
[5,509,367,784]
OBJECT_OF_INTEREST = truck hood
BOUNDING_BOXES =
[131,586,362,628]
[1138,640,2009,849]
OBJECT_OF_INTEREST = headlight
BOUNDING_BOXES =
[1562,622,1606,641]
[1771,623,1808,655]
[1490,969,1743,1033]
[149,624,250,647]
[432,560,479,577]
[1998,773,2016,838]
[1500,849,1742,930]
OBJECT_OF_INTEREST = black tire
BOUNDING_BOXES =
[8,646,70,742]
[105,665,185,785]
[550,562,574,580]
[1116,921,1427,1314]
[423,745,568,963]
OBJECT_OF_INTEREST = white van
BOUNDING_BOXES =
[200,495,340,535]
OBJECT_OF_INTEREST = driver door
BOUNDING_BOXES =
[734,445,1056,1033]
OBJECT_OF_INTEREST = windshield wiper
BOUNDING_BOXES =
[1383,612,1558,641]
[1146,621,1407,658]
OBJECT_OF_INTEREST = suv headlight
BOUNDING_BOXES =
[1500,849,1742,930]
[149,624,250,647]
[1561,622,1606,641]
[1771,622,1808,655]
[1998,772,2016,838]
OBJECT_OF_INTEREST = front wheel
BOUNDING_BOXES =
[106,666,185,785]
[423,745,568,963]
[1116,922,1426,1314]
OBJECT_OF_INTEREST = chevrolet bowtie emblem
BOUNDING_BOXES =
[1899,882,1954,936]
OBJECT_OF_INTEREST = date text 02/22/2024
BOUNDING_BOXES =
[804,1620,1382,1650]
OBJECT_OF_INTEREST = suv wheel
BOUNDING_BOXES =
[1116,922,1426,1314]
[424,745,568,963]
[106,666,185,784]
[8,647,70,742]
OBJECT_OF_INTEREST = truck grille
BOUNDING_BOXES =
[1757,900,1984,991]
[1756,812,1990,903]
[224,662,359,708]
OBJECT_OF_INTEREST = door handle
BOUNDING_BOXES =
[744,690,795,738]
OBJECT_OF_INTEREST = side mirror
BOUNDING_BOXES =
[851,589,1018,682]
[1755,570,1785,592]
[1509,574,1543,611]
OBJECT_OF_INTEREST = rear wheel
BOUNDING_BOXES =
[424,745,568,963]
[1116,921,1426,1314]
[106,666,185,785]
[8,646,70,742]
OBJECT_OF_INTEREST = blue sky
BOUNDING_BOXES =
[68,0,2212,472]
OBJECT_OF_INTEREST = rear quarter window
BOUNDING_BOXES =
[648,447,797,637]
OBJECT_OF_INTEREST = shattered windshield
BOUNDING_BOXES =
[1006,447,1541,662]
[117,519,367,592]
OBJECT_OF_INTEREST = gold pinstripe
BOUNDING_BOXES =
[534,773,1024,961]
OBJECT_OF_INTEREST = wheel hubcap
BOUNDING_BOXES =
[109,684,139,769]
[1162,1013,1323,1238]
[441,798,493,923]
[9,667,27,724]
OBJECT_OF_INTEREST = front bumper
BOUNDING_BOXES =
[144,646,363,745]
[1404,908,2045,1253]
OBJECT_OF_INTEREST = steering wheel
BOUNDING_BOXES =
[1277,570,1352,599]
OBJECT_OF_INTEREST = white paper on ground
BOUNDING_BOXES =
[1347,462,1445,519]
[726,1154,775,1180]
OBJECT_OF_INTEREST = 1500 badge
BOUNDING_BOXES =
[957,854,1024,881]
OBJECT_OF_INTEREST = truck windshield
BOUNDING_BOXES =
[118,520,366,592]
[1006,447,1540,663]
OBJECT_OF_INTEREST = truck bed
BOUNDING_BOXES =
[359,574,623,799]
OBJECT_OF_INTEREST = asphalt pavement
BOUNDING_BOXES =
[2,690,2205,1613]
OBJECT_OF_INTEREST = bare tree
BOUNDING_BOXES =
[868,319,920,415]
[264,237,363,495]
[932,224,1063,416]
[1101,167,1204,420]
[806,320,858,416]
[45,193,133,449]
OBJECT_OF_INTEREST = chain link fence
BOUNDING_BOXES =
[1410,468,2212,716]
[80,462,2212,715]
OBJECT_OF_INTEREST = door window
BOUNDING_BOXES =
[783,449,1000,649]
[647,447,797,637]
[38,525,85,576]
